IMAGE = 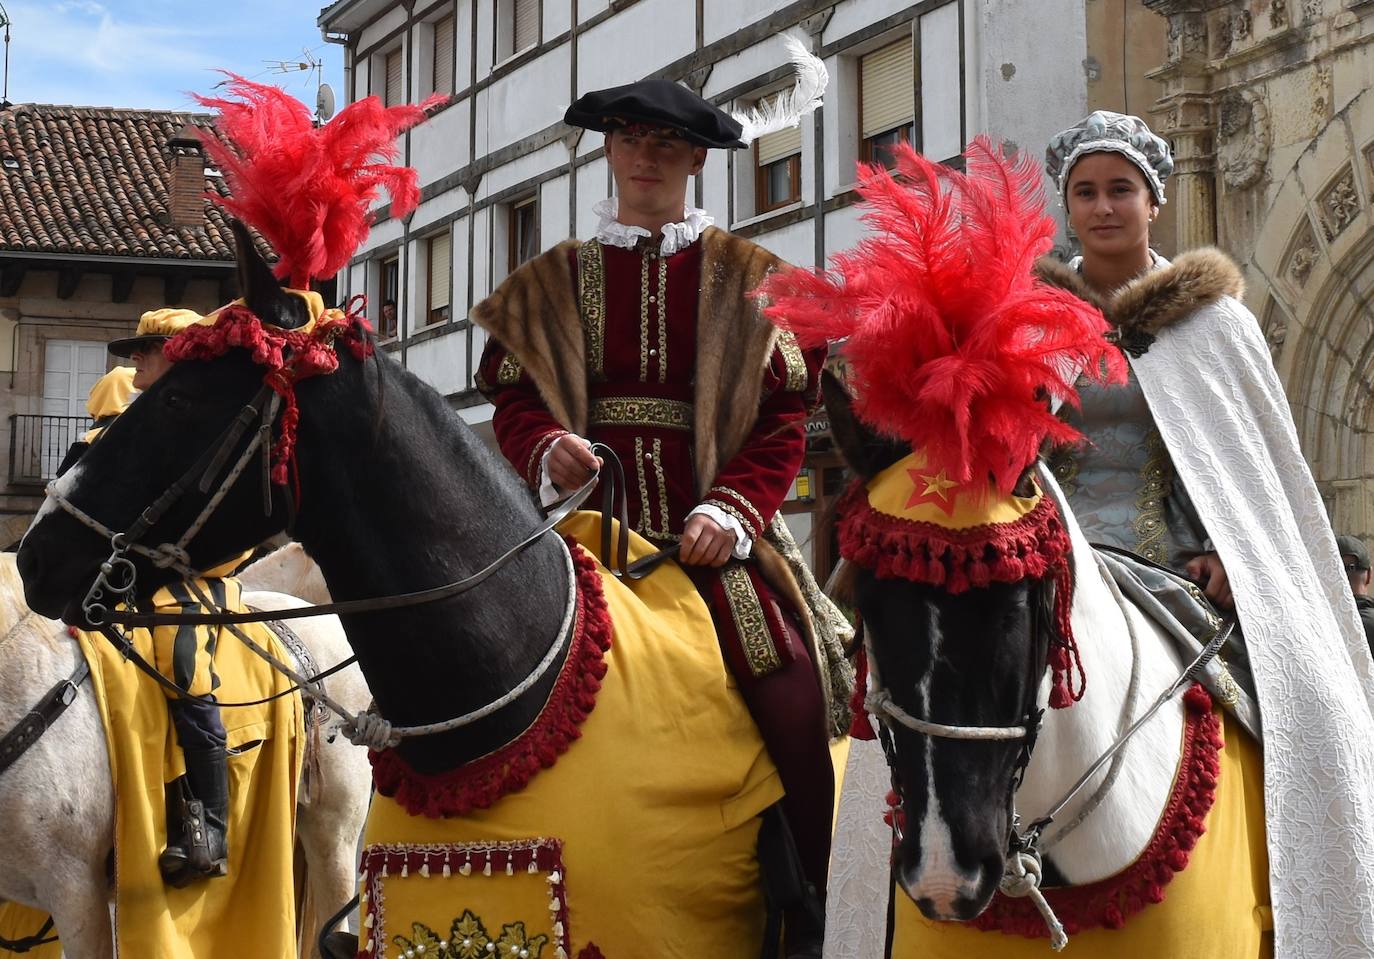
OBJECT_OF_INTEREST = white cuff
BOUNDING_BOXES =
[538,437,576,508]
[689,504,753,559]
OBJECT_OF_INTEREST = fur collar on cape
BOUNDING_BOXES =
[1035,247,1245,350]
[469,225,785,496]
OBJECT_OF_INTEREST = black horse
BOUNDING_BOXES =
[17,223,796,956]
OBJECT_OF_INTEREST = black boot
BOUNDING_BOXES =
[758,805,827,958]
[158,745,230,887]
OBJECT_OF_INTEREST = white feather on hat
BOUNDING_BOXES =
[731,35,829,146]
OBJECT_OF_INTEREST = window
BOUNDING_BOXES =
[754,92,802,213]
[378,256,399,339]
[384,48,404,107]
[498,0,539,61]
[426,232,452,326]
[509,197,539,270]
[860,39,916,169]
[432,15,454,96]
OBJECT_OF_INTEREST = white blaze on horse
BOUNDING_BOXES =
[758,140,1268,957]
[0,550,372,959]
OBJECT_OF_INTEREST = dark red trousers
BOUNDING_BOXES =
[687,562,835,899]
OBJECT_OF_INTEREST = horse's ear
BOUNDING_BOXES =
[822,369,905,480]
[231,220,310,330]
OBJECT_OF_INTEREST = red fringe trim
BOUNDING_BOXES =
[973,684,1223,937]
[838,479,1084,706]
[849,642,877,741]
[368,539,614,818]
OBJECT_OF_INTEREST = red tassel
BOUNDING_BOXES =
[849,643,878,741]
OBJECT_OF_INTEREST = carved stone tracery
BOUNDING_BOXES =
[1318,168,1361,240]
[1217,90,1272,190]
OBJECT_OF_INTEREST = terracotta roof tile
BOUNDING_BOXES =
[0,104,271,262]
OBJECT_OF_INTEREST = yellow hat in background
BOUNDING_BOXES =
[86,366,136,420]
[107,308,205,358]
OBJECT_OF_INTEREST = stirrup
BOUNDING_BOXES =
[159,795,227,887]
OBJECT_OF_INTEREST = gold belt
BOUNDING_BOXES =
[588,397,693,431]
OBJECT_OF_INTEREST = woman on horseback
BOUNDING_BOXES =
[1037,110,1374,955]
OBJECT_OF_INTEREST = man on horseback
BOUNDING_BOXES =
[473,66,850,955]
[77,308,244,887]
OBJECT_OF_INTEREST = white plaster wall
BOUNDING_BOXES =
[482,142,566,197]
[471,207,494,302]
[541,173,573,244]
[452,214,473,315]
[702,0,793,45]
[411,185,467,235]
[545,0,573,39]
[355,8,409,55]
[410,101,470,178]
[753,219,816,269]
[578,0,610,24]
[485,45,573,152]
[576,158,611,238]
[825,0,916,42]
[700,152,731,219]
[824,205,866,260]
[577,0,695,92]
[406,331,469,395]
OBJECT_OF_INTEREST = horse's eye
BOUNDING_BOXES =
[163,390,190,411]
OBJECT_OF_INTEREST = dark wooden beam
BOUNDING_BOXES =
[0,263,24,297]
[111,272,135,303]
[56,267,81,300]
[164,273,189,305]
[218,274,237,306]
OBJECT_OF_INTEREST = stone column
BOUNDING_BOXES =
[1144,0,1226,250]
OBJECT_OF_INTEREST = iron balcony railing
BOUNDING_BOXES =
[8,414,93,486]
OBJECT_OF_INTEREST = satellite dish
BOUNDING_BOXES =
[316,83,336,123]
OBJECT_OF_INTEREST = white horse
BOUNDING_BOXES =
[0,554,372,959]
[240,543,332,606]
[821,387,1267,957]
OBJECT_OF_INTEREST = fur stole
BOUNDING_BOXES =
[1035,247,1245,355]
[470,226,784,496]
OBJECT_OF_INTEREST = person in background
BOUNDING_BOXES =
[1336,534,1374,653]
[380,298,397,339]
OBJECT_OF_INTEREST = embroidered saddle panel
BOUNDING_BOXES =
[358,514,783,958]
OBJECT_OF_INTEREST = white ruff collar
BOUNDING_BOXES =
[592,197,713,256]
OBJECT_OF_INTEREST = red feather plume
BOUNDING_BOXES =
[758,137,1126,494]
[193,75,443,288]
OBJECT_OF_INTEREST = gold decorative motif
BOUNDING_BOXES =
[526,431,567,488]
[393,911,550,959]
[1215,665,1243,710]
[1133,429,1171,566]
[639,252,652,382]
[656,254,669,384]
[710,485,764,533]
[496,352,524,385]
[579,240,606,382]
[589,397,693,431]
[649,437,671,538]
[705,497,756,538]
[721,564,782,677]
[776,330,808,392]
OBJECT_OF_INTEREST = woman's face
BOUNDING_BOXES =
[1065,152,1156,258]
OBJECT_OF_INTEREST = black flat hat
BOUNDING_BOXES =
[565,79,746,149]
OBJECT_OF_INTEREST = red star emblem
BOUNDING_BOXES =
[905,468,960,516]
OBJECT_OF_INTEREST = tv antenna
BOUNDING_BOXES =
[0,3,12,108]
[266,48,331,124]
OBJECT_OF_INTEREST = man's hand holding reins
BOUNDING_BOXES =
[548,434,603,491]
[680,513,737,567]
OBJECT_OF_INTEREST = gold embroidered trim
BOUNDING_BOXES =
[639,252,651,382]
[525,430,567,488]
[1133,428,1171,565]
[579,240,606,382]
[633,436,652,537]
[650,437,671,538]
[496,352,524,385]
[705,497,755,537]
[709,485,764,533]
[776,330,808,392]
[656,254,668,384]
[721,564,782,677]
[589,397,693,431]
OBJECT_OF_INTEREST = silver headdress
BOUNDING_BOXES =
[1046,111,1174,205]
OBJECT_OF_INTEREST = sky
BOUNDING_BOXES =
[0,0,345,114]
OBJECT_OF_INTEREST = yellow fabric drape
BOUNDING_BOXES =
[361,514,783,958]
[0,902,60,958]
[892,710,1271,958]
[73,573,304,959]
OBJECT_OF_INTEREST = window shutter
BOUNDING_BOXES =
[755,93,803,167]
[429,233,451,313]
[385,49,403,107]
[514,0,538,52]
[861,39,915,139]
[432,16,454,95]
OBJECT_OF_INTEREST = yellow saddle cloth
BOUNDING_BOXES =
[360,513,782,959]
[891,708,1272,958]
[0,902,60,958]
[73,585,305,959]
